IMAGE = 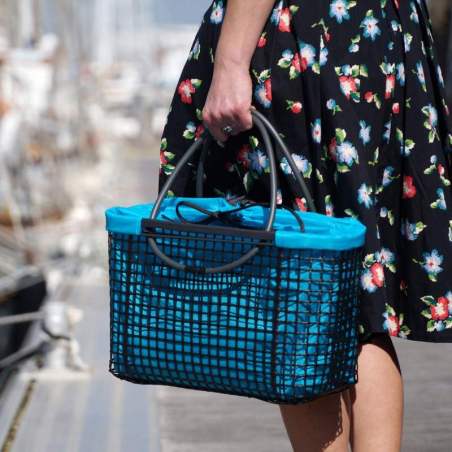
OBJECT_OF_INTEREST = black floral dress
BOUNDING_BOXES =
[158,0,452,343]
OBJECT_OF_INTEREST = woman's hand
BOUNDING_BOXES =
[202,61,253,143]
[201,0,276,143]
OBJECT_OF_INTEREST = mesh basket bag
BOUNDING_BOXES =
[106,110,366,405]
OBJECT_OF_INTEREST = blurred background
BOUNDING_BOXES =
[0,1,451,452]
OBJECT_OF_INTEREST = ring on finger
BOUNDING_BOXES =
[222,125,234,136]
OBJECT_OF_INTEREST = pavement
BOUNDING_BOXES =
[2,146,451,452]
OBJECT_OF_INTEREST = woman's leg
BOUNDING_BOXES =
[279,389,352,452]
[349,333,404,452]
[278,333,403,452]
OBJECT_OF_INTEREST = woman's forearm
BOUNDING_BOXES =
[202,0,276,142]
[214,0,276,72]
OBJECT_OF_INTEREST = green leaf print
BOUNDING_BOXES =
[289,66,300,80]
[385,303,396,317]
[244,172,254,192]
[426,319,436,332]
[359,65,369,78]
[183,130,195,140]
[344,208,358,219]
[249,136,259,149]
[421,309,432,319]
[316,169,324,183]
[278,57,292,69]
[364,253,375,267]
[388,210,395,225]
[368,147,379,166]
[387,263,397,273]
[405,139,415,151]
[335,128,347,144]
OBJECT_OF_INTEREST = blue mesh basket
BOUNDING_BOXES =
[106,111,366,404]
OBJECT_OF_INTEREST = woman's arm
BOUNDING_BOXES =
[202,0,276,142]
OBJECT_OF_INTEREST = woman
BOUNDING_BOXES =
[158,1,452,450]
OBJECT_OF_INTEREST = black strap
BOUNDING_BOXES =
[172,199,305,232]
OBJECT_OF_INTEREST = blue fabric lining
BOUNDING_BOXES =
[105,197,366,251]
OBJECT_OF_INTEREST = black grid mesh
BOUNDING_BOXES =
[108,223,363,404]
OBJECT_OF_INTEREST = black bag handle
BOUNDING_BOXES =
[196,109,317,213]
[173,199,305,232]
[146,109,278,274]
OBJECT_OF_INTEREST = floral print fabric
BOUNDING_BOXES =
[158,0,452,343]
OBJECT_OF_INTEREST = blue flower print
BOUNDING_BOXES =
[401,219,427,241]
[326,98,342,115]
[270,1,283,26]
[360,10,381,41]
[298,41,317,69]
[320,46,329,67]
[437,65,445,88]
[416,249,444,282]
[431,188,447,210]
[280,154,313,178]
[414,61,427,92]
[359,120,371,145]
[383,120,392,143]
[311,119,322,143]
[409,2,419,23]
[404,32,413,52]
[210,1,224,24]
[361,269,378,293]
[396,62,405,86]
[329,0,354,24]
[249,149,269,174]
[337,141,359,166]
[357,183,374,208]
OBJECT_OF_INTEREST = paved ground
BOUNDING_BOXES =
[156,339,452,452]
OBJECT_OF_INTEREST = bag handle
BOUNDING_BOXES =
[196,109,317,213]
[146,109,278,274]
[173,200,305,232]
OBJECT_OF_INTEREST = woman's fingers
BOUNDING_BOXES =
[202,68,254,143]
[232,107,253,133]
[203,106,253,143]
